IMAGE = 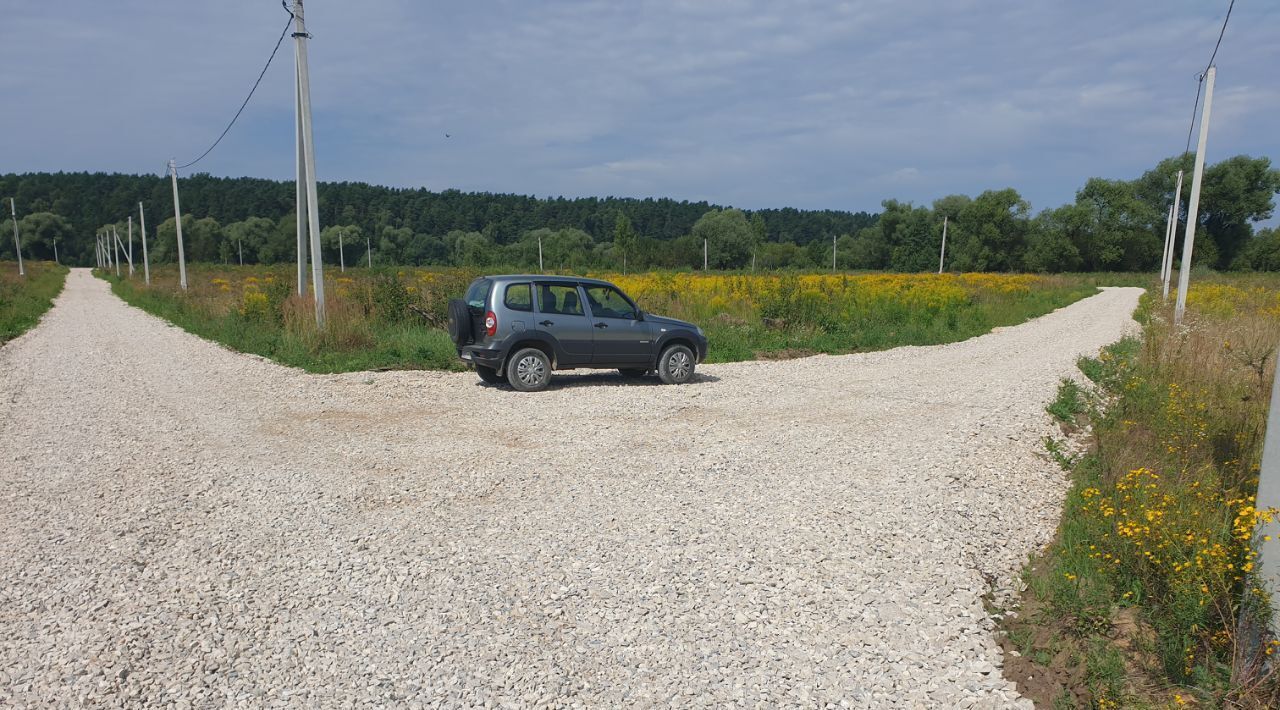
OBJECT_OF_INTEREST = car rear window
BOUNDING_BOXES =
[504,283,532,311]
[465,278,492,310]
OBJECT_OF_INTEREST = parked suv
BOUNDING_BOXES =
[447,275,708,391]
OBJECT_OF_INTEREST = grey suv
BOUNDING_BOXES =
[447,275,708,391]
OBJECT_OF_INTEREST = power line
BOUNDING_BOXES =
[1181,0,1234,156]
[174,8,295,170]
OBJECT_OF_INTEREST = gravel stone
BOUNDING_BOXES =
[0,270,1141,707]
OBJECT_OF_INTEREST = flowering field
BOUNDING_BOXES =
[102,265,1098,372]
[1004,273,1280,708]
[0,261,68,345]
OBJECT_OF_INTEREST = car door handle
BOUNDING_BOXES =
[594,322,608,329]
[539,320,554,326]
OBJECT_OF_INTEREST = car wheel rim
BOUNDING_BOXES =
[517,355,546,386]
[669,351,691,380]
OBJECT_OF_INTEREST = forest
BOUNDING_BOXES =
[2,153,1276,272]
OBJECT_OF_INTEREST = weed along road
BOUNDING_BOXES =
[0,269,1142,707]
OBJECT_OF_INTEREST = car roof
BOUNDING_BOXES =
[481,274,615,287]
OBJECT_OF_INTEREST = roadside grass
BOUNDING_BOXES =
[1048,378,1087,423]
[1002,273,1280,709]
[103,266,464,373]
[0,261,69,345]
[101,264,1101,373]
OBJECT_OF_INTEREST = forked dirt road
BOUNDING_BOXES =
[0,269,1140,707]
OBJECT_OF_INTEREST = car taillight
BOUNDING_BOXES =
[485,311,497,337]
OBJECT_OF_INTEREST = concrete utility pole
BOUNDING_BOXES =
[9,198,23,277]
[338,228,345,272]
[1162,170,1184,302]
[1256,345,1280,634]
[938,215,948,274]
[294,60,307,296]
[116,227,132,274]
[1175,67,1215,325]
[126,217,134,275]
[538,234,543,272]
[703,238,708,271]
[293,0,325,326]
[52,237,58,265]
[367,236,372,269]
[832,235,837,272]
[139,202,150,285]
[168,160,188,290]
[1160,204,1174,283]
[113,228,121,276]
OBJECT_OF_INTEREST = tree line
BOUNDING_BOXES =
[1,153,1276,271]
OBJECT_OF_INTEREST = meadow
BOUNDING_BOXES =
[102,264,1100,373]
[1004,273,1280,709]
[0,261,68,345]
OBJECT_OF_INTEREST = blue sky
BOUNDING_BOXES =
[2,1,1277,218]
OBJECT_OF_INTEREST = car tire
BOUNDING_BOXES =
[618,368,648,379]
[657,344,695,385]
[475,365,504,385]
[507,347,552,392]
[447,298,472,346]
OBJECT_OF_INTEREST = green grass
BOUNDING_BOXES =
[1002,275,1280,708]
[103,271,464,373]
[99,264,1111,374]
[1047,378,1086,422]
[0,261,69,345]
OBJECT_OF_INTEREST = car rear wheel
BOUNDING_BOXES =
[618,368,648,379]
[475,365,504,385]
[507,347,552,392]
[657,344,695,385]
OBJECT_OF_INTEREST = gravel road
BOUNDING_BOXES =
[0,269,1141,708]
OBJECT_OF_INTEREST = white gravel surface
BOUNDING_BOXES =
[0,269,1141,708]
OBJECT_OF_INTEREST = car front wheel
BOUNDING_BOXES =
[507,347,552,392]
[657,344,695,385]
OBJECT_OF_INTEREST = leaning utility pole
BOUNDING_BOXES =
[1162,170,1184,302]
[938,216,948,274]
[126,216,135,275]
[293,0,325,326]
[112,227,121,276]
[139,202,150,285]
[168,159,188,290]
[9,198,23,277]
[1174,67,1215,326]
[338,228,345,272]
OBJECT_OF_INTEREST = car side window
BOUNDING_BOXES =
[537,284,584,316]
[504,283,532,311]
[583,285,637,320]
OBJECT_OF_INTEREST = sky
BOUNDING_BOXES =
[2,0,1277,219]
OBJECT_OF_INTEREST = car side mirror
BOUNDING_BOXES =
[635,311,645,321]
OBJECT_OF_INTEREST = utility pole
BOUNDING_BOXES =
[168,160,188,290]
[118,227,133,274]
[1162,170,1184,302]
[293,0,325,326]
[338,229,345,272]
[938,215,948,274]
[832,235,837,272]
[364,236,371,268]
[294,56,307,296]
[94,233,100,268]
[139,202,150,285]
[52,237,58,265]
[538,234,543,272]
[703,238,708,271]
[1160,204,1173,284]
[1256,341,1280,634]
[237,238,243,266]
[1175,67,1215,326]
[113,227,121,276]
[127,216,134,275]
[9,198,23,277]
